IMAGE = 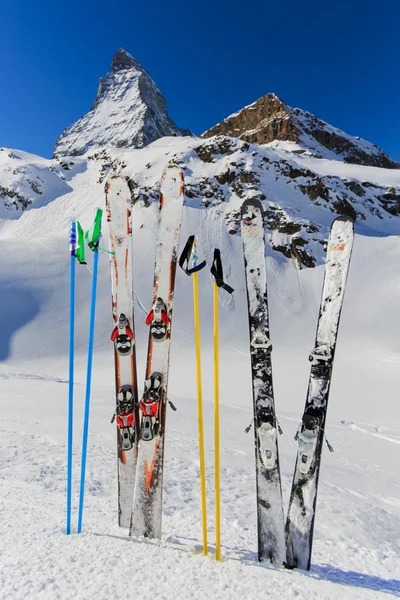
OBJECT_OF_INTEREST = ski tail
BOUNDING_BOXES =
[285,215,354,570]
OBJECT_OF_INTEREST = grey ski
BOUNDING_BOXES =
[241,198,285,565]
[285,215,354,570]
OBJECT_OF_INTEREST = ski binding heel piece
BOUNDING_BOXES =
[297,413,321,475]
[257,409,277,470]
[115,385,135,450]
[139,373,162,441]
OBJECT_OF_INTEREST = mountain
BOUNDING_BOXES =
[202,93,398,169]
[3,134,399,269]
[0,138,399,600]
[0,53,400,599]
[53,49,191,158]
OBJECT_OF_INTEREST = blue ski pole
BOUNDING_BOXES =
[77,209,102,534]
[67,219,86,535]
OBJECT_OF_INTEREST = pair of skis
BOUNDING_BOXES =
[106,165,184,537]
[241,199,354,569]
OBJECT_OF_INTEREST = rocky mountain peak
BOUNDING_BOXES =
[53,50,191,158]
[202,94,398,169]
[111,48,141,73]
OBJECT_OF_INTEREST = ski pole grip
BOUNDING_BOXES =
[210,249,234,294]
[179,235,206,275]
[69,220,77,256]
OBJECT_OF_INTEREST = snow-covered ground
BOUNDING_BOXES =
[0,140,399,599]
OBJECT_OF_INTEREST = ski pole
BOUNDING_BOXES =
[213,279,220,562]
[179,236,207,555]
[67,219,86,535]
[210,249,233,561]
[77,209,102,534]
[67,220,77,535]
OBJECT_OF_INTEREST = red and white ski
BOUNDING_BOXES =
[106,175,139,528]
[130,164,184,539]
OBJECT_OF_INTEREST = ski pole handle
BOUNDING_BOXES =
[85,208,103,252]
[210,249,234,294]
[179,235,206,275]
[69,220,77,257]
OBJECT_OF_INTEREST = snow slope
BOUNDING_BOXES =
[0,138,399,599]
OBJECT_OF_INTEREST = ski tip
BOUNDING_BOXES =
[106,174,130,192]
[241,197,263,215]
[332,214,355,227]
[165,162,183,175]
[108,173,127,182]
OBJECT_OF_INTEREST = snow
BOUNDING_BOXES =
[0,139,399,599]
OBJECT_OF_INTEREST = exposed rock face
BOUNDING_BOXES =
[53,49,191,158]
[202,94,398,169]
[86,135,397,268]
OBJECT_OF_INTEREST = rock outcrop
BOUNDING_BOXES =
[202,94,398,169]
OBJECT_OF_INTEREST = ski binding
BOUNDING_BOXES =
[111,313,134,356]
[145,298,169,342]
[309,344,332,364]
[251,332,272,353]
[257,408,277,470]
[116,385,135,451]
[140,372,162,441]
[296,412,320,475]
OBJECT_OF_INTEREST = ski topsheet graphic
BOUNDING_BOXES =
[285,216,354,570]
[106,175,139,528]
[130,164,184,539]
[241,198,285,565]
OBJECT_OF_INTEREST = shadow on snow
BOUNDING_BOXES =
[312,564,400,597]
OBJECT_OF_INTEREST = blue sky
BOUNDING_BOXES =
[1,0,399,160]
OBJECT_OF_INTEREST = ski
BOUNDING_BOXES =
[285,215,354,570]
[106,175,139,528]
[130,164,184,539]
[241,198,285,565]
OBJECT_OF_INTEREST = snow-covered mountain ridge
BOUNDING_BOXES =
[2,135,400,268]
[4,47,397,270]
[0,136,399,599]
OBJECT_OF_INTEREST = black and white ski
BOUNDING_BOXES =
[285,215,354,570]
[241,198,285,565]
[130,164,184,539]
[106,175,139,528]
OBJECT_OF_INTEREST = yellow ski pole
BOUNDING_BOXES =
[210,250,234,562]
[179,236,208,555]
[213,279,220,561]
